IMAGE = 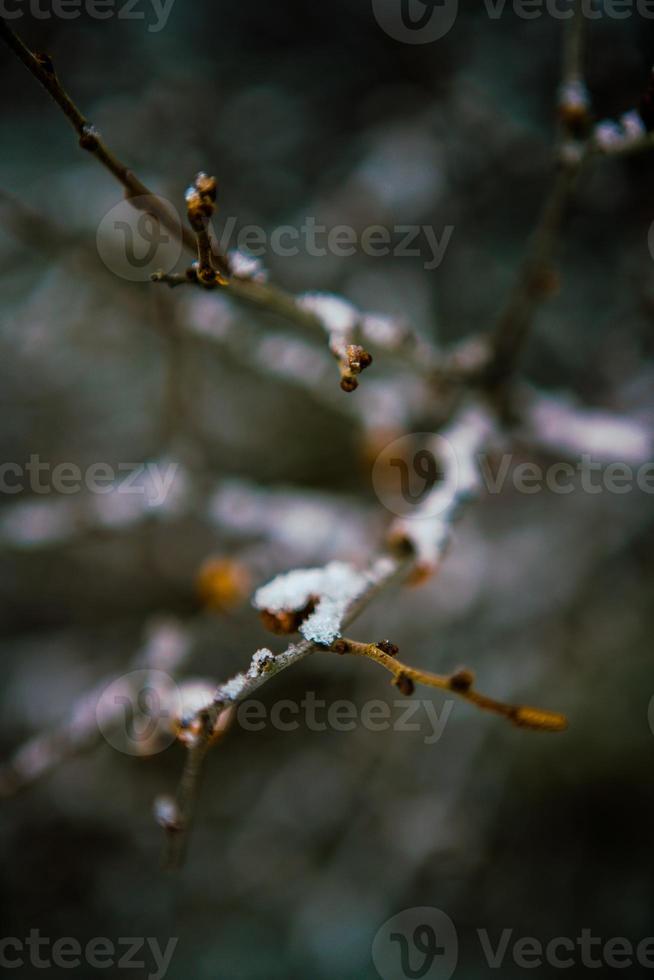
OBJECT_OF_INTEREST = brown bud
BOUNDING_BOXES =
[332,639,349,655]
[345,345,373,374]
[196,557,251,612]
[449,668,475,693]
[260,599,316,636]
[387,528,415,557]
[197,264,217,286]
[406,562,436,587]
[376,639,399,657]
[340,374,359,393]
[393,673,415,697]
[194,172,218,201]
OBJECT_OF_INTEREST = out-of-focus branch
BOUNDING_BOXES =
[329,638,568,732]
[487,1,589,391]
[388,405,495,578]
[0,618,193,798]
[517,385,653,465]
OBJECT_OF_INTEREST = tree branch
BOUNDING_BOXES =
[329,638,567,732]
[487,2,589,390]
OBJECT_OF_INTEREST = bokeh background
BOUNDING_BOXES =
[1,1,654,977]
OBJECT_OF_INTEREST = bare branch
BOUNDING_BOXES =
[488,3,589,390]
[329,638,568,732]
[0,17,447,393]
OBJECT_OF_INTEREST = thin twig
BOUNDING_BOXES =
[0,17,448,392]
[0,19,198,257]
[329,639,568,732]
[487,2,589,390]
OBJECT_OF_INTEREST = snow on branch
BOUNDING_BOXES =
[520,388,652,465]
[253,557,396,646]
[0,617,194,797]
[389,406,496,578]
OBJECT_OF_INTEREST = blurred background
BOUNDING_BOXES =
[1,1,654,977]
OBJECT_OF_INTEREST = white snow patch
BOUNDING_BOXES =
[215,673,248,702]
[298,293,358,338]
[229,249,268,282]
[253,561,371,646]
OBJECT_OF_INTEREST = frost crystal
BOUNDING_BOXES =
[253,561,370,646]
[176,679,217,722]
[215,673,248,702]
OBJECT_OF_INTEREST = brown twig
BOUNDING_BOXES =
[329,638,568,732]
